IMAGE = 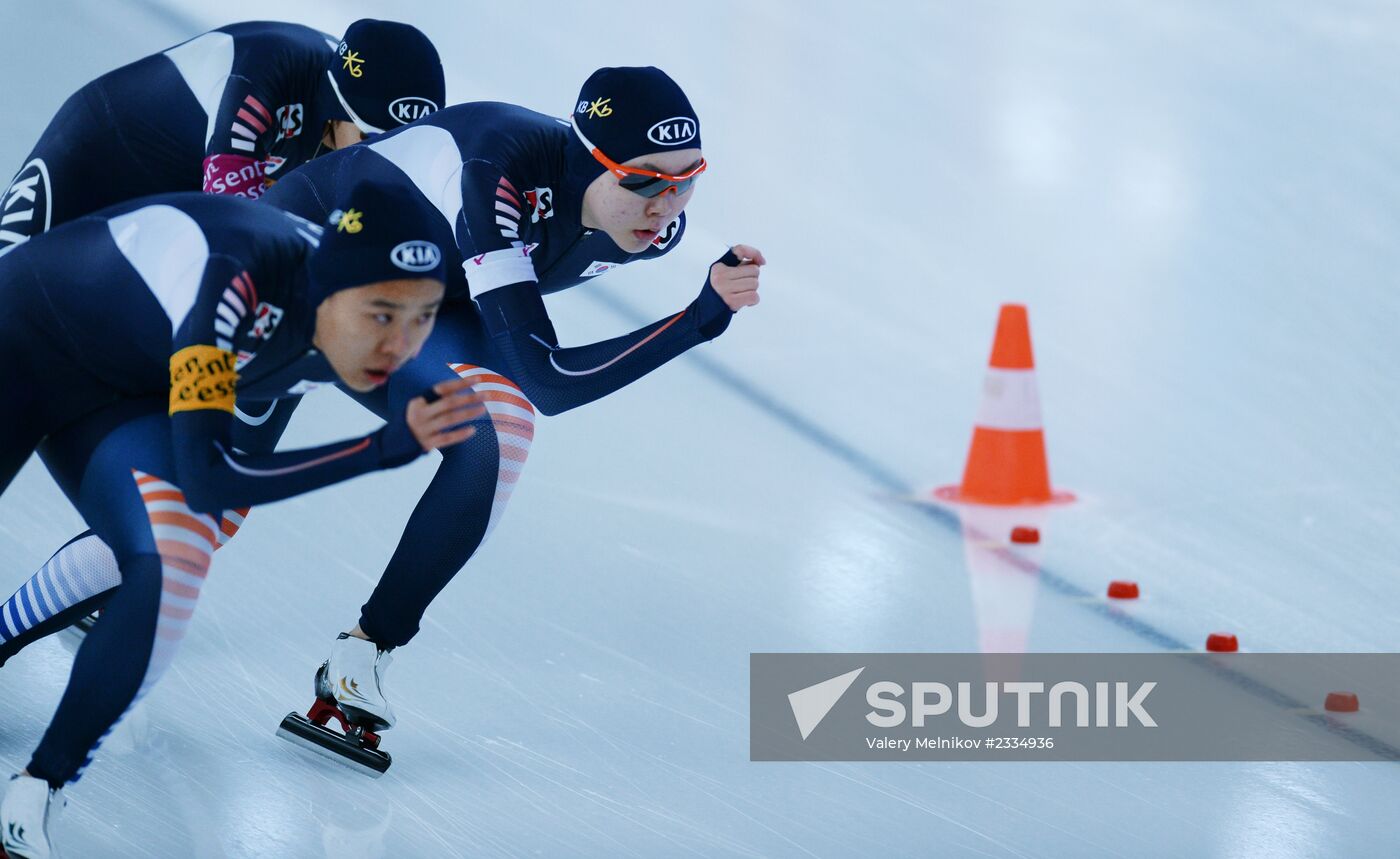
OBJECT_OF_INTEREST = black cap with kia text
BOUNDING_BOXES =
[569,66,701,168]
[307,179,447,305]
[323,19,445,134]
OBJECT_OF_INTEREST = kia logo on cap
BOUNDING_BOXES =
[0,158,53,246]
[390,240,442,272]
[646,116,697,146]
[389,96,439,125]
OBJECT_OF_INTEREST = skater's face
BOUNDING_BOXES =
[313,278,444,391]
[581,147,702,253]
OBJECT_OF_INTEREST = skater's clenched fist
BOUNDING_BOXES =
[406,378,487,452]
[709,244,766,311]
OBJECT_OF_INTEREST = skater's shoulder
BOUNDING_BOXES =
[214,21,335,52]
[93,193,314,267]
[405,102,570,161]
[432,101,561,131]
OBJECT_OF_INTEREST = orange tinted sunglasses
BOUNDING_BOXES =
[571,116,707,198]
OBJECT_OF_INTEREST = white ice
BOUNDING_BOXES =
[2,0,1399,856]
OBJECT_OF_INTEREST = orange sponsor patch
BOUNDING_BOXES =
[169,344,238,415]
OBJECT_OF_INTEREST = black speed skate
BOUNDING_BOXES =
[276,663,392,776]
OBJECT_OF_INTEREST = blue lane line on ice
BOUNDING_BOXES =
[592,291,1400,760]
[591,289,1189,651]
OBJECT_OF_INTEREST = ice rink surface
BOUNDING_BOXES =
[2,0,1400,855]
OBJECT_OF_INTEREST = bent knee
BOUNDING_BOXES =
[444,363,536,467]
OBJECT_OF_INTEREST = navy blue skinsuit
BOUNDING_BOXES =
[244,101,735,648]
[0,193,426,785]
[0,21,340,254]
[0,103,735,671]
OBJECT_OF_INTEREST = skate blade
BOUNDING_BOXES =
[276,712,391,777]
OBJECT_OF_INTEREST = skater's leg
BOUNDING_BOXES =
[0,532,117,666]
[26,549,169,785]
[0,389,256,663]
[355,361,535,648]
[0,435,37,504]
[0,375,284,667]
[9,404,173,656]
[0,235,131,497]
[0,249,88,662]
[0,504,248,665]
[21,411,217,786]
[332,308,535,648]
[0,326,43,490]
[0,260,48,496]
[300,378,531,735]
[0,392,278,657]
[280,310,533,748]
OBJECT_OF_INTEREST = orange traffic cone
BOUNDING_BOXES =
[935,304,1073,506]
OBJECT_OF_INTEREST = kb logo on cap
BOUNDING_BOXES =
[338,42,365,78]
[647,116,697,146]
[391,240,442,273]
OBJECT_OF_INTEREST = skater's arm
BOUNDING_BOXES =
[454,161,759,415]
[165,257,481,514]
[169,378,482,515]
[168,405,423,514]
[469,248,760,416]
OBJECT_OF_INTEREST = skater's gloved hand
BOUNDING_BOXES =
[406,378,486,453]
[692,245,765,340]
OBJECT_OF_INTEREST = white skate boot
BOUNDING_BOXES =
[1,774,65,859]
[274,629,397,777]
[319,633,396,731]
[277,633,396,775]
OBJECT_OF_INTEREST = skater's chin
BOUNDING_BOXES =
[339,368,391,392]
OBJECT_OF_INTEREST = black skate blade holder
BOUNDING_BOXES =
[276,698,392,776]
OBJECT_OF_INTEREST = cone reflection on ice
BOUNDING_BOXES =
[959,505,1046,656]
[936,304,1073,506]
